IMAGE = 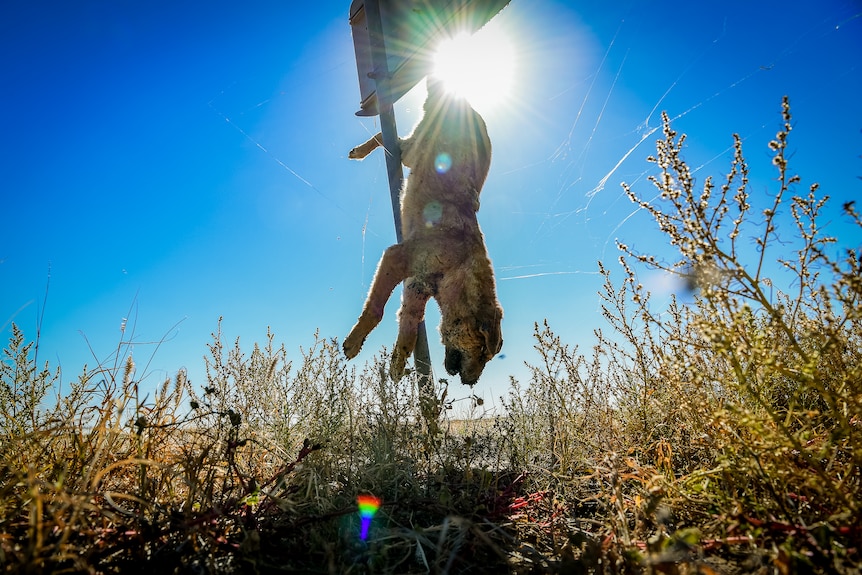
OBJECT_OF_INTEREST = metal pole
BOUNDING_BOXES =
[362,0,436,424]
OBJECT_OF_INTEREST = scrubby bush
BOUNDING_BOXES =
[502,96,861,572]
[1,98,858,573]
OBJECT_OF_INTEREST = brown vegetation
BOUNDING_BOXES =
[2,98,859,574]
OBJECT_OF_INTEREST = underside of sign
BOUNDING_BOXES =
[349,0,511,116]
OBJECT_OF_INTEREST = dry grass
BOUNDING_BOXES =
[2,98,860,574]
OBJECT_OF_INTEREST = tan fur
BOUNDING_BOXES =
[343,80,503,386]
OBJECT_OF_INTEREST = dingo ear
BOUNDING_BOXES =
[479,323,503,356]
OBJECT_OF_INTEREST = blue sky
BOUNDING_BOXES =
[2,0,860,409]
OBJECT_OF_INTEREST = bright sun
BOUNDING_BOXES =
[432,22,515,112]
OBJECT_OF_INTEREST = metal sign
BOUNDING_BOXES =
[349,0,511,116]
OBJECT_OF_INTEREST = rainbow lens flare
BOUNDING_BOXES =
[356,494,381,541]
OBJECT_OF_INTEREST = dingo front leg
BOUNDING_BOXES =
[343,243,410,359]
[390,281,430,381]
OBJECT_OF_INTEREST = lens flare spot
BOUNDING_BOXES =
[357,494,381,541]
[423,201,443,227]
[435,152,452,174]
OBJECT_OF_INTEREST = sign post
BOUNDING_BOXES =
[348,0,510,428]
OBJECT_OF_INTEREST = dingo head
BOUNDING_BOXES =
[443,313,503,386]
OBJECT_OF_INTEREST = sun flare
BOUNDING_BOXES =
[432,22,515,112]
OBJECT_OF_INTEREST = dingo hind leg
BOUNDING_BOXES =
[348,132,383,160]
